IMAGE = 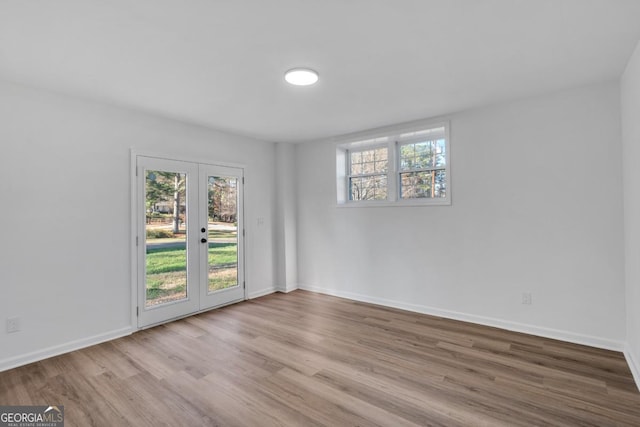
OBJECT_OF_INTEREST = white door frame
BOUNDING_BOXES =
[130,149,247,329]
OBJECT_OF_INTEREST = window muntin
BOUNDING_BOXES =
[348,146,388,201]
[398,136,447,199]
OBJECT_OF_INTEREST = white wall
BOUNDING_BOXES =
[296,81,626,349]
[275,142,298,292]
[622,40,640,384]
[0,81,277,370]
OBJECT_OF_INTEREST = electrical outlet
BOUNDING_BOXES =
[6,317,20,333]
[522,292,532,305]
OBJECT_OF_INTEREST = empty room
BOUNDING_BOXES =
[2,0,640,425]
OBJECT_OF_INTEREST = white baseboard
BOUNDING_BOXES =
[298,284,625,352]
[267,284,299,295]
[0,326,134,373]
[248,287,278,299]
[624,345,640,392]
[278,284,299,294]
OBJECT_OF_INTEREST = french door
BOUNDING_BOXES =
[136,155,244,328]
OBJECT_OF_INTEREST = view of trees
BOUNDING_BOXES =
[349,147,388,201]
[145,172,238,228]
[348,139,447,201]
[208,177,237,223]
[146,171,186,233]
[399,139,446,199]
[144,171,240,306]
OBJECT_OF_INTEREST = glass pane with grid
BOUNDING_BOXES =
[348,146,389,201]
[350,147,388,175]
[350,175,388,201]
[400,170,447,199]
[399,137,447,200]
[400,139,446,171]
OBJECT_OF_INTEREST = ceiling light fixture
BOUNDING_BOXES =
[284,68,319,86]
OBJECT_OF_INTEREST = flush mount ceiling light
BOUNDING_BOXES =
[284,68,319,86]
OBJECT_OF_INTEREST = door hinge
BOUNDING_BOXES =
[242,229,245,237]
[136,236,139,246]
[136,306,139,316]
[136,166,138,177]
[243,281,246,289]
[242,176,245,184]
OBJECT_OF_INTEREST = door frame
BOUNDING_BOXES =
[130,149,247,329]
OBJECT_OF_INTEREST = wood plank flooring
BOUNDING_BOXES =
[1,290,639,426]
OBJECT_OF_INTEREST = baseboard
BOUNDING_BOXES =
[624,345,640,392]
[267,284,299,295]
[278,284,299,294]
[0,326,134,373]
[298,284,625,352]
[248,287,278,299]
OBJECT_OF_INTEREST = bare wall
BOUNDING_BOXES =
[296,81,625,349]
[622,40,640,383]
[0,81,278,369]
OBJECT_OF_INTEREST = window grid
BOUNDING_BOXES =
[348,146,389,201]
[398,138,447,199]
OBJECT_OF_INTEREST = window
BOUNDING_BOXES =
[337,122,450,206]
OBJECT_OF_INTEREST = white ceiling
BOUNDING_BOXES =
[1,0,639,143]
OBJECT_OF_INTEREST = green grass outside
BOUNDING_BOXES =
[209,229,237,239]
[208,268,237,292]
[145,244,238,304]
[146,243,237,274]
[146,272,186,303]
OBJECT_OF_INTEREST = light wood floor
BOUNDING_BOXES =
[1,290,639,426]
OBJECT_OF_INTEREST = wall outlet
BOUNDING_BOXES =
[522,292,532,305]
[6,317,20,333]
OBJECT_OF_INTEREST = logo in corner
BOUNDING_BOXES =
[0,404,64,426]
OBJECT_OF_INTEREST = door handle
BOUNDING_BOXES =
[201,238,207,243]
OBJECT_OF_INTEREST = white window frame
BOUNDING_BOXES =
[336,121,451,207]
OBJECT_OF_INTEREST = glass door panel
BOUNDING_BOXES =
[137,156,199,328]
[206,175,239,293]
[145,170,188,307]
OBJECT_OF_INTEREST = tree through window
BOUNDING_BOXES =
[338,122,450,206]
[399,137,447,199]
[348,146,388,201]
